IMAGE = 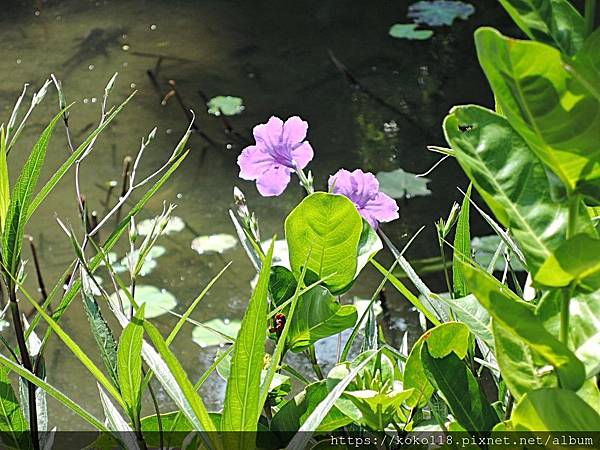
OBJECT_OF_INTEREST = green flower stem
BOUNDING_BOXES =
[305,346,324,380]
[295,167,314,195]
[585,0,597,37]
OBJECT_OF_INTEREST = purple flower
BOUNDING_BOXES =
[329,169,399,229]
[238,116,314,196]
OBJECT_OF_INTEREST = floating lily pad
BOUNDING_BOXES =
[109,285,178,319]
[137,216,185,236]
[118,245,166,277]
[206,96,245,116]
[408,1,475,26]
[377,168,431,199]
[192,318,241,348]
[389,23,433,40]
[191,234,237,255]
[471,235,525,272]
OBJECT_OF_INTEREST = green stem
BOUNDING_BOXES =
[560,290,570,345]
[567,194,579,239]
[585,0,597,37]
[294,167,314,195]
[306,346,324,380]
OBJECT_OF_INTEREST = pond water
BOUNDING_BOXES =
[0,0,514,429]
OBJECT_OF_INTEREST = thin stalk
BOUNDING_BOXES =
[305,346,324,380]
[6,279,40,450]
[585,0,597,37]
[562,195,579,345]
[436,231,453,298]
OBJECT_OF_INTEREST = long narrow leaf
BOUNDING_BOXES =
[221,240,274,444]
[0,126,9,233]
[118,305,145,420]
[453,184,471,297]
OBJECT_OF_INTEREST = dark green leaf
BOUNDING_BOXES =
[421,344,499,432]
[0,365,29,449]
[286,286,357,353]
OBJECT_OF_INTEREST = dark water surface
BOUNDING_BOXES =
[0,0,515,429]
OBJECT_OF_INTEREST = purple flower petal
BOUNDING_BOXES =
[291,142,314,170]
[256,166,292,197]
[283,116,308,145]
[361,192,399,228]
[253,116,284,148]
[238,145,275,179]
[329,168,399,228]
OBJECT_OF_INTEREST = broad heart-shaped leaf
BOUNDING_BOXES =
[421,345,499,433]
[535,234,600,291]
[444,104,595,276]
[404,322,470,407]
[460,260,586,393]
[388,24,433,40]
[474,28,600,202]
[270,381,352,439]
[285,193,363,294]
[117,305,145,420]
[221,241,273,444]
[510,388,600,431]
[0,365,29,449]
[2,108,64,274]
[537,289,600,378]
[497,0,584,55]
[286,286,357,353]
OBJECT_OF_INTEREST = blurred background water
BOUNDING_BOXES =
[0,0,517,429]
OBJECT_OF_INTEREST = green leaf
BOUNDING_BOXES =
[141,411,194,447]
[271,381,352,436]
[444,104,594,275]
[388,24,433,40]
[287,351,378,450]
[0,126,9,234]
[404,322,471,407]
[497,0,584,55]
[471,235,525,272]
[537,289,600,378]
[143,321,219,447]
[474,27,600,201]
[206,96,244,116]
[117,305,145,421]
[535,234,600,290]
[344,388,414,430]
[436,294,495,352]
[268,266,297,307]
[2,108,65,274]
[510,388,600,430]
[460,260,586,392]
[453,184,472,297]
[81,276,119,388]
[286,286,357,353]
[0,365,29,449]
[221,240,273,442]
[407,1,475,26]
[421,344,499,432]
[285,193,363,294]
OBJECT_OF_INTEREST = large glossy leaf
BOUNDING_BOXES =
[221,241,273,444]
[0,365,28,449]
[461,261,586,392]
[2,109,64,274]
[537,289,600,378]
[437,294,494,352]
[535,234,600,291]
[285,193,363,294]
[474,28,600,201]
[404,322,470,407]
[497,0,584,55]
[444,104,594,275]
[117,305,145,421]
[421,344,499,432]
[286,286,357,353]
[510,388,600,430]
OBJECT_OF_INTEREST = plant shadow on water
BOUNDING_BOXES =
[0,0,517,430]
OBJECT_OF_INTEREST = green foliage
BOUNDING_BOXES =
[285,193,363,294]
[452,184,471,297]
[286,286,357,353]
[117,305,145,422]
[0,365,28,449]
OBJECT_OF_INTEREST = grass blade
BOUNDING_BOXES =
[221,240,274,444]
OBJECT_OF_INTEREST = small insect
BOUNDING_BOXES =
[269,313,286,336]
